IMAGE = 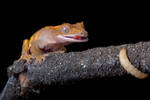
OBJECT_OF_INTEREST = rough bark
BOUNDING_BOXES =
[1,41,150,100]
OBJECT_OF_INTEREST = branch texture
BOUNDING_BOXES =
[1,41,150,99]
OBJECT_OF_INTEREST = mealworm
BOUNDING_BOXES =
[119,48,148,79]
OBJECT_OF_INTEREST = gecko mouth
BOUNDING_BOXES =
[66,36,87,40]
[57,34,88,42]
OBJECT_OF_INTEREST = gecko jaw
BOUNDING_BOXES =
[57,34,88,42]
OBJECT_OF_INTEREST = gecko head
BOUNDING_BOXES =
[57,22,88,43]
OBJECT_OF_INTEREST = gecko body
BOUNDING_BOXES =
[18,22,88,64]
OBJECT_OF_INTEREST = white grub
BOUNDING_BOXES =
[119,48,149,79]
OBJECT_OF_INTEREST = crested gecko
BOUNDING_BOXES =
[18,22,88,64]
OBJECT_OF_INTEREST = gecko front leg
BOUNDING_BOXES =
[34,46,67,64]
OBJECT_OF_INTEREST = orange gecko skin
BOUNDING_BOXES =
[17,22,88,64]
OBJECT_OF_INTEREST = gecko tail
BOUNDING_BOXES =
[119,48,149,79]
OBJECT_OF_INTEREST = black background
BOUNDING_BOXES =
[0,1,149,99]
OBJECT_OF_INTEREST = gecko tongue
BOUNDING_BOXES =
[73,36,83,40]
[64,35,87,40]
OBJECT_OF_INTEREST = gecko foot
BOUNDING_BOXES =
[34,54,47,64]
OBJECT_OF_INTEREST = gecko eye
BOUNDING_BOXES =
[61,25,70,34]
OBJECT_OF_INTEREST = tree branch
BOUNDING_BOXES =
[1,41,150,99]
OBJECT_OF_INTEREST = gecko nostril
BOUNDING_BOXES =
[81,32,86,35]
[81,32,88,37]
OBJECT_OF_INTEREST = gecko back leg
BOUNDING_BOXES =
[21,39,30,56]
[18,39,33,63]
